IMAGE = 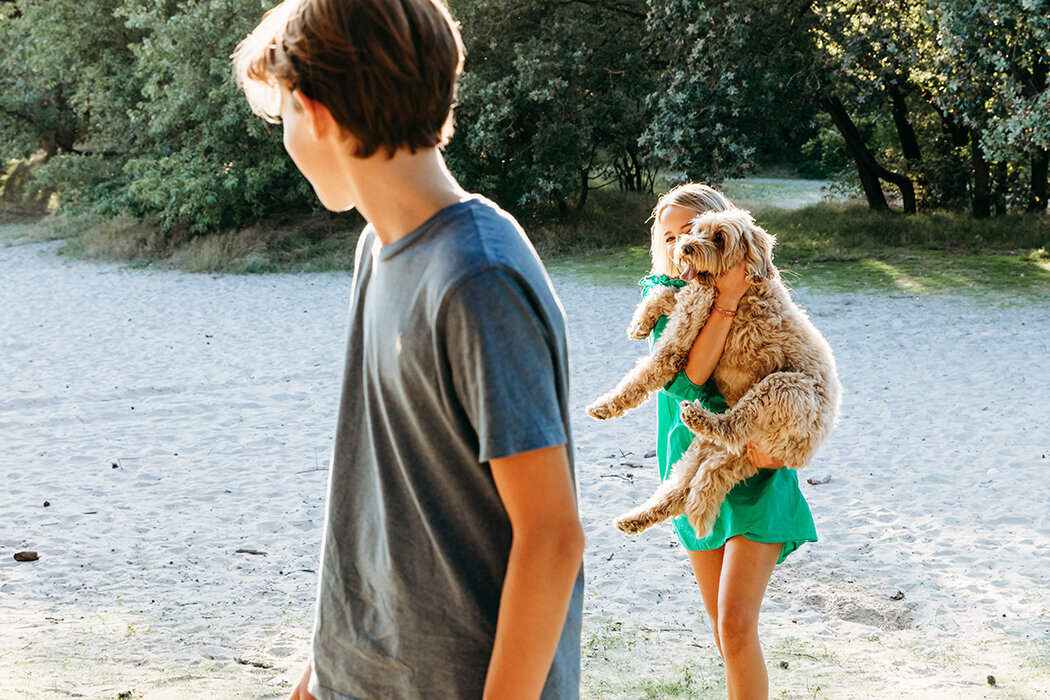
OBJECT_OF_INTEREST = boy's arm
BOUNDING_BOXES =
[485,444,584,700]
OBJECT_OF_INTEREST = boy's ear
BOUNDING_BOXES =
[294,89,336,141]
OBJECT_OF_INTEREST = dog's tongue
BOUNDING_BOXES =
[679,265,698,282]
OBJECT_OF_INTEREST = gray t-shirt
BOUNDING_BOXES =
[309,196,582,700]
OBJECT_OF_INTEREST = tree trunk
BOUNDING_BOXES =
[994,162,1009,216]
[970,130,991,218]
[56,123,77,154]
[820,93,916,214]
[1029,149,1048,213]
[886,83,921,162]
[630,146,643,192]
[819,95,888,211]
[575,168,590,215]
[39,134,60,161]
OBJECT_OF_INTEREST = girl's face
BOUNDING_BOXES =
[656,204,699,277]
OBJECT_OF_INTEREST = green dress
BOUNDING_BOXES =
[640,274,817,564]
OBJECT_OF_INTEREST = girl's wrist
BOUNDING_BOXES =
[714,294,740,311]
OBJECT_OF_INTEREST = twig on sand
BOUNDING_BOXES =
[599,474,634,483]
[234,549,267,556]
[774,650,823,661]
[235,657,274,669]
[0,643,31,658]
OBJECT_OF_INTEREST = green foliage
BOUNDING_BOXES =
[115,0,313,232]
[1,0,314,234]
[446,0,655,215]
[931,0,1050,157]
[3,0,1047,236]
[645,0,1049,214]
[643,0,823,183]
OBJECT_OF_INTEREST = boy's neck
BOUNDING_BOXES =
[349,147,470,246]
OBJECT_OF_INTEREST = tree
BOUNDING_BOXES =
[114,0,311,232]
[446,0,655,216]
[930,0,1050,213]
[0,0,138,161]
[645,0,922,212]
[1,0,314,231]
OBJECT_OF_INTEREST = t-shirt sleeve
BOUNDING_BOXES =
[440,266,568,463]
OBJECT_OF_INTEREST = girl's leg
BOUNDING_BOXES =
[716,535,782,700]
[687,546,726,656]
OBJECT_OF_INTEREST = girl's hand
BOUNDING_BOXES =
[714,261,750,309]
[746,441,785,470]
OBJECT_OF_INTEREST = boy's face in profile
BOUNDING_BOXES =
[279,86,357,213]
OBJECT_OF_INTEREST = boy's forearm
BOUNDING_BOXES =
[483,523,584,700]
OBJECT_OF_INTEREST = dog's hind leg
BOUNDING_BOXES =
[679,370,818,457]
[614,438,714,534]
[684,451,759,538]
[587,284,715,420]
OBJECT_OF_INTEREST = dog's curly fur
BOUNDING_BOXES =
[586,208,842,538]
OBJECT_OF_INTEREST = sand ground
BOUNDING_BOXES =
[2,232,1049,699]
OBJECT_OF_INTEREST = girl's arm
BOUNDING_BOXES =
[682,262,785,469]
[681,262,749,386]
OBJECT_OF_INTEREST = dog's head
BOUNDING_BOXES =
[672,209,777,284]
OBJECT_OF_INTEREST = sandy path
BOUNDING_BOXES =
[2,235,1049,698]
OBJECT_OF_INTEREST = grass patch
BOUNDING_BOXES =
[549,198,1050,298]
[528,188,655,258]
[581,622,725,699]
[1027,635,1050,673]
[7,210,365,273]
[762,202,1050,260]
[4,164,1049,299]
[759,204,1050,298]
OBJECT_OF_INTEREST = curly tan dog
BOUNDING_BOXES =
[587,208,842,537]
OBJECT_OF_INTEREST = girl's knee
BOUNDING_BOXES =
[716,608,759,655]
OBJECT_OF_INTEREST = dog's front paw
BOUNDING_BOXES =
[679,400,719,436]
[586,399,620,421]
[614,513,652,535]
[627,317,652,340]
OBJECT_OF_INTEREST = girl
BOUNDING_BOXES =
[641,182,817,699]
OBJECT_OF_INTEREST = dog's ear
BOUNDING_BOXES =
[742,222,776,282]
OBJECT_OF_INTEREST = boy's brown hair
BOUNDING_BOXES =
[233,0,464,158]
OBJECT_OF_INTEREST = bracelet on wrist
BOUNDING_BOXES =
[713,304,737,318]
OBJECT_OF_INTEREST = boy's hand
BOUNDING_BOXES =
[289,661,317,700]
[714,261,750,309]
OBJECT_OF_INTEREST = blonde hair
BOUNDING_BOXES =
[649,183,734,275]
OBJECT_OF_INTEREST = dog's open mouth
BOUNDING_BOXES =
[679,264,698,282]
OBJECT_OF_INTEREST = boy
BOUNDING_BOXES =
[233,1,584,699]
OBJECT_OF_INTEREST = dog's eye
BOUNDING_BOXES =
[713,232,724,245]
